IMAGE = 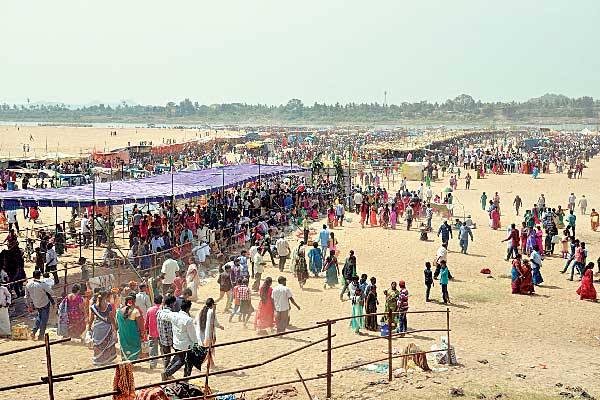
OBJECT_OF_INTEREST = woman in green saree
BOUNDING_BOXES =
[382,282,400,330]
[116,294,145,361]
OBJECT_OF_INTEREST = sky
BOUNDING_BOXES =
[1,1,599,106]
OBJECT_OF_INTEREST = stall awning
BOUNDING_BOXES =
[0,164,307,208]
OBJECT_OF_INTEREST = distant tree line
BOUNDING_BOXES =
[0,93,598,124]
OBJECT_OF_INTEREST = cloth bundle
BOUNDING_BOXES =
[113,362,135,400]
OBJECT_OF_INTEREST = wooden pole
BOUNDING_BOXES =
[0,337,70,358]
[326,320,332,399]
[446,307,452,366]
[63,263,68,297]
[92,175,96,278]
[44,333,55,400]
[296,369,313,400]
[387,309,393,381]
[203,310,216,400]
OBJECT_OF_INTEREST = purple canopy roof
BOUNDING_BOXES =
[0,164,307,208]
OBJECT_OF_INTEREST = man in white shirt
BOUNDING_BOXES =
[353,191,363,214]
[0,284,11,337]
[578,195,588,215]
[434,243,453,280]
[45,242,59,284]
[7,209,20,234]
[94,214,105,246]
[426,187,433,203]
[196,223,209,243]
[150,234,165,253]
[162,299,198,380]
[271,276,300,333]
[25,270,54,340]
[275,237,291,272]
[80,214,91,248]
[135,283,152,318]
[161,254,179,295]
[249,242,260,279]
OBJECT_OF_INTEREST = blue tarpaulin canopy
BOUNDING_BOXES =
[0,164,307,208]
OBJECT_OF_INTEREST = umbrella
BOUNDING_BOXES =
[443,187,453,192]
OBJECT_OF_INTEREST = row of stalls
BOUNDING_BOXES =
[0,152,91,189]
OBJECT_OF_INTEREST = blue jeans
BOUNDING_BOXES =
[562,254,574,273]
[571,262,584,281]
[398,313,408,333]
[230,304,240,318]
[148,337,159,368]
[427,218,432,230]
[506,245,519,260]
[339,280,351,299]
[32,303,50,339]
[164,348,192,378]
[441,284,449,303]
[459,239,468,254]
[320,245,328,258]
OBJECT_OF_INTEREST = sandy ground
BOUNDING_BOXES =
[2,144,600,399]
[0,125,242,158]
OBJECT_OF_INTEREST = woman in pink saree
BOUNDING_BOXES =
[491,208,501,230]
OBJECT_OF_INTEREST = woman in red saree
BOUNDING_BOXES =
[397,198,405,218]
[360,203,369,228]
[254,277,275,334]
[576,264,597,301]
[369,205,378,226]
[517,260,535,294]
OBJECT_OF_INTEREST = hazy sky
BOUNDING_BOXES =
[1,1,599,106]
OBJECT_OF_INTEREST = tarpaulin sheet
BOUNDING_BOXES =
[0,164,306,208]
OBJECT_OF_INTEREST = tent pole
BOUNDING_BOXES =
[221,166,225,199]
[108,205,113,274]
[171,156,175,245]
[92,174,96,278]
[122,203,125,242]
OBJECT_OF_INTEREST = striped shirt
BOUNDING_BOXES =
[397,289,409,311]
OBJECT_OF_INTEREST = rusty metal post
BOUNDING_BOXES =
[63,263,68,297]
[446,307,452,365]
[44,333,55,400]
[387,309,393,381]
[326,320,332,399]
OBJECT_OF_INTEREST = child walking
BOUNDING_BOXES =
[424,262,433,302]
[396,280,409,334]
[440,261,450,303]
[229,278,243,322]
[238,279,254,328]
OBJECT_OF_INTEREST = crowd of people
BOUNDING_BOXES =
[1,127,598,395]
[488,190,599,300]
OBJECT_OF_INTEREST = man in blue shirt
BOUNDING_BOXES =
[458,224,474,255]
[437,220,453,245]
[566,210,577,237]
[238,250,249,277]
[318,224,330,257]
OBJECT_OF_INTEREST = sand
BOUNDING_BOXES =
[0,125,241,158]
[1,128,600,400]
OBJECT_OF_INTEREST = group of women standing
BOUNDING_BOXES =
[290,234,340,290]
